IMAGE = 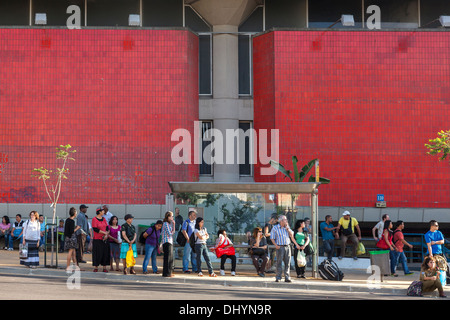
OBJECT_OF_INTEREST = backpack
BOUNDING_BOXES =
[340,218,353,236]
[406,281,423,296]
[176,219,191,247]
[139,223,156,245]
[189,231,197,250]
[318,259,344,281]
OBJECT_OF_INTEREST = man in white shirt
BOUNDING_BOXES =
[102,205,113,223]
[372,214,389,241]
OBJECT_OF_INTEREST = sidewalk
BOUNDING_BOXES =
[0,249,433,297]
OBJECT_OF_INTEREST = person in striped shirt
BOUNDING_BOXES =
[270,215,297,283]
[162,211,176,277]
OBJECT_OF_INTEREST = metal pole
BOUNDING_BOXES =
[311,191,319,278]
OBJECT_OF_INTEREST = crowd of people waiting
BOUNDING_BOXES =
[0,206,448,296]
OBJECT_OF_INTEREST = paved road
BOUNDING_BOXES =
[0,271,423,301]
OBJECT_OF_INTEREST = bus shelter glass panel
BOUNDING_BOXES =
[174,192,312,246]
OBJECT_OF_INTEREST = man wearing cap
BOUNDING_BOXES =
[336,211,361,260]
[76,204,90,264]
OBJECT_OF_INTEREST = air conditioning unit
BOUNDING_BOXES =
[376,201,387,208]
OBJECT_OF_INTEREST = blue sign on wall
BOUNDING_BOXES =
[377,194,385,202]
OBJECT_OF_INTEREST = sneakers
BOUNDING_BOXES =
[209,273,217,277]
[405,272,414,276]
[231,271,236,276]
[198,272,203,277]
[220,270,225,276]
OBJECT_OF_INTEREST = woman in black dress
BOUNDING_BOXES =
[64,207,80,271]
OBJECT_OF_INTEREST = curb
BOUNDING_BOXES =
[0,266,409,296]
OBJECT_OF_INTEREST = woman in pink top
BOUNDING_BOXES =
[1,216,11,250]
[108,216,121,272]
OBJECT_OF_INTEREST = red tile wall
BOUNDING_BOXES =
[254,30,450,208]
[0,28,199,204]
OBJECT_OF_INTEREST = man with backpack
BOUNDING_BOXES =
[336,211,361,260]
[180,210,198,274]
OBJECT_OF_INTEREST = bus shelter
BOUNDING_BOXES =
[168,181,321,278]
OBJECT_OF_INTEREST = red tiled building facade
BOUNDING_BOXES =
[0,29,199,204]
[254,30,450,208]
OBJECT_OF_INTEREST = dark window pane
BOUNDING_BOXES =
[265,0,307,29]
[239,6,263,32]
[87,0,139,27]
[184,5,211,32]
[365,0,419,28]
[200,121,212,175]
[309,0,362,29]
[142,0,182,27]
[420,0,450,27]
[239,122,252,176]
[0,0,29,26]
[238,35,251,95]
[199,35,212,95]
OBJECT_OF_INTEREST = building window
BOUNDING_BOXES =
[0,0,31,26]
[239,121,252,177]
[199,34,212,96]
[200,121,213,176]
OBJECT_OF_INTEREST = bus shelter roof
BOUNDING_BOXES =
[168,182,320,194]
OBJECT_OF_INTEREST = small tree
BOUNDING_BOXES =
[32,144,76,224]
[270,156,330,210]
[425,130,450,161]
[216,199,262,234]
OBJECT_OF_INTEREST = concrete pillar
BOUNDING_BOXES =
[190,0,259,182]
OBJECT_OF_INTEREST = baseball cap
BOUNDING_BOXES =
[124,214,134,220]
[342,211,351,216]
[80,204,89,210]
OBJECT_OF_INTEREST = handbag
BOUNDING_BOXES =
[116,229,122,244]
[215,238,236,258]
[304,242,315,256]
[297,250,306,267]
[19,243,28,259]
[251,248,266,256]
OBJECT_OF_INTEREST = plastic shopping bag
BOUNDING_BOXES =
[297,250,306,267]
[357,242,366,255]
[126,247,136,268]
[19,243,28,259]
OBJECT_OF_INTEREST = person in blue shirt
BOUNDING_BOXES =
[425,220,445,257]
[181,210,198,273]
[320,215,338,260]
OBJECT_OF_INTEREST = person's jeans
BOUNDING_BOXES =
[9,234,22,249]
[195,243,213,275]
[143,244,158,273]
[0,234,10,248]
[183,243,197,272]
[323,239,335,260]
[275,245,291,281]
[391,250,411,274]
